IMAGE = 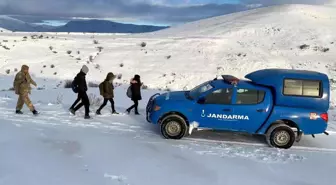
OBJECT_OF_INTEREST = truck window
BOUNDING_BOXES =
[189,82,214,99]
[204,88,232,104]
[236,88,265,104]
[283,79,321,97]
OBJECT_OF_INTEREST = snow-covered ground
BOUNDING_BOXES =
[0,4,335,103]
[1,85,336,185]
[1,4,336,184]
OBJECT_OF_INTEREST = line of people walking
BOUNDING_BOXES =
[13,64,142,119]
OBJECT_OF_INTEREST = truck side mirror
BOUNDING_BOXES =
[197,97,205,104]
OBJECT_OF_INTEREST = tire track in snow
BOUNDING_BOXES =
[171,140,307,164]
[104,174,130,185]
[1,98,336,165]
[0,102,157,139]
[183,137,336,153]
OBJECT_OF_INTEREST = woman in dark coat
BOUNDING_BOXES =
[126,74,142,115]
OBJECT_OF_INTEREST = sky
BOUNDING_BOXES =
[0,0,333,26]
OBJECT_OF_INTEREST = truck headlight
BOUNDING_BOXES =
[154,105,161,111]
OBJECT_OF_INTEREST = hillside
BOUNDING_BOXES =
[51,20,168,33]
[0,27,9,32]
[1,5,336,184]
[0,16,168,33]
[0,4,335,104]
[145,4,336,37]
[0,15,48,32]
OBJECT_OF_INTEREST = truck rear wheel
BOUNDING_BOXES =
[160,114,188,139]
[266,123,295,149]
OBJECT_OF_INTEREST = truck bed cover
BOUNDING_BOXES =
[245,68,330,111]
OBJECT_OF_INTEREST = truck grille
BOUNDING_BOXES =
[146,93,160,123]
[146,93,160,113]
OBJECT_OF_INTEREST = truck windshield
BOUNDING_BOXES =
[188,82,214,100]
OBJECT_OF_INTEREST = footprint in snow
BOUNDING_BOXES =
[104,174,129,185]
[196,151,219,156]
[14,123,22,127]
[106,122,127,126]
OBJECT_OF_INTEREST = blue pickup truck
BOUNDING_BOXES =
[146,68,330,149]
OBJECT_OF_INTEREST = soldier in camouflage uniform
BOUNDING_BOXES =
[13,64,38,115]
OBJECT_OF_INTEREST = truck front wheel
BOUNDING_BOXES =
[266,123,296,149]
[160,114,188,139]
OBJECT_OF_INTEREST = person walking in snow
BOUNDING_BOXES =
[126,74,142,115]
[96,72,119,115]
[69,65,91,119]
[13,64,39,115]
[69,68,84,112]
[69,93,81,111]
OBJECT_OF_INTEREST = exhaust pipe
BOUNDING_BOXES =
[324,131,329,135]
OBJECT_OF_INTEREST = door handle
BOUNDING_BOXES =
[256,109,266,112]
[223,109,231,112]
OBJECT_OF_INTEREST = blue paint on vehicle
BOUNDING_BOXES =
[245,68,330,112]
[146,68,330,144]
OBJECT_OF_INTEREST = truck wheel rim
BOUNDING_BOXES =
[274,131,290,146]
[166,121,181,136]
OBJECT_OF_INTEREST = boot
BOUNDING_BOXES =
[84,115,91,119]
[16,110,23,114]
[126,108,131,114]
[96,110,101,115]
[32,110,39,115]
[69,108,76,115]
[134,107,140,115]
[112,110,119,114]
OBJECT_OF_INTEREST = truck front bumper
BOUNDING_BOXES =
[146,93,160,123]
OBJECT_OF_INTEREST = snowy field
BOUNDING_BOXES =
[1,85,336,185]
[1,4,336,185]
[0,4,335,104]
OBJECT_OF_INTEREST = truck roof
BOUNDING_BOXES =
[244,68,329,85]
[211,78,267,90]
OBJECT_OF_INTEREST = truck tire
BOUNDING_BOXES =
[265,123,296,149]
[160,114,188,139]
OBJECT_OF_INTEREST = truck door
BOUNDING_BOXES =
[232,88,271,132]
[195,88,239,131]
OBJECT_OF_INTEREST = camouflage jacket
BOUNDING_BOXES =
[13,71,37,94]
[99,80,114,99]
[99,72,115,99]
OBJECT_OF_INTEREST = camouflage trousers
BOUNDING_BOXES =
[16,93,35,111]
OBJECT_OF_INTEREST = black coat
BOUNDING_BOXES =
[130,81,142,101]
[74,71,88,93]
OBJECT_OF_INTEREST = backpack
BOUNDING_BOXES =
[71,78,78,93]
[99,82,104,96]
[126,86,132,98]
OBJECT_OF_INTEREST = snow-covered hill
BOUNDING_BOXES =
[325,0,336,6]
[0,16,168,33]
[1,4,336,184]
[0,27,9,32]
[51,19,168,33]
[145,4,336,37]
[0,15,48,32]
[0,4,335,104]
